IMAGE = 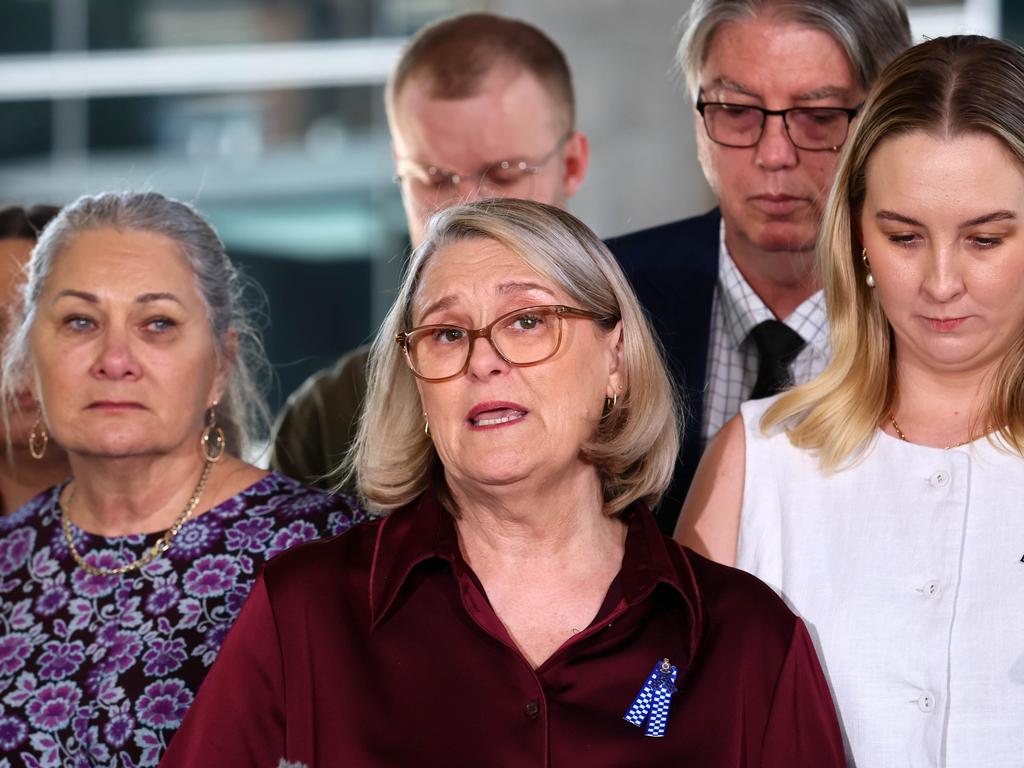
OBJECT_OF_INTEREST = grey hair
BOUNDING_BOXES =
[351,198,680,517]
[1,191,270,456]
[678,0,912,99]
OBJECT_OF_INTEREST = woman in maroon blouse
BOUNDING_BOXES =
[163,200,843,767]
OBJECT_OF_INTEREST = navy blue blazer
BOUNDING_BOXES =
[605,208,721,534]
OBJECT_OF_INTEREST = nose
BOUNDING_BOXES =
[90,327,142,381]
[465,332,511,380]
[755,114,799,170]
[921,246,966,303]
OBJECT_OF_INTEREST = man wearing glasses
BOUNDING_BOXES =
[607,0,911,533]
[271,12,588,489]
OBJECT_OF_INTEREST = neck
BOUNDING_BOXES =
[449,465,625,568]
[0,447,71,515]
[890,355,995,447]
[65,451,211,537]
[725,229,820,320]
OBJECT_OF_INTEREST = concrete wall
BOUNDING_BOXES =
[464,0,716,238]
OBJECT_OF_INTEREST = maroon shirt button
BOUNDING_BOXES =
[524,700,540,718]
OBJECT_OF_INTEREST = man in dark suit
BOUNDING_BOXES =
[607,0,911,532]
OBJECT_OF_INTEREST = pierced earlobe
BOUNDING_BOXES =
[862,248,876,288]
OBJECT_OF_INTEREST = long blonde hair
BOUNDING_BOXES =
[349,199,680,516]
[764,35,1024,467]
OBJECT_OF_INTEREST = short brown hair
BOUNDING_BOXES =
[385,12,575,131]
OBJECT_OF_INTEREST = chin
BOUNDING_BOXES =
[60,431,163,459]
[752,226,817,254]
[449,460,532,490]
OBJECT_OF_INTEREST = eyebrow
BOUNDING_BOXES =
[417,281,557,323]
[496,280,557,298]
[705,76,759,99]
[53,289,99,305]
[136,291,185,306]
[704,78,850,103]
[417,294,458,322]
[52,289,185,306]
[875,209,1017,228]
[794,86,851,102]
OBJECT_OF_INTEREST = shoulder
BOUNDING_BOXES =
[605,208,721,250]
[260,514,380,601]
[677,414,745,562]
[738,395,786,441]
[687,413,746,509]
[216,472,364,534]
[685,545,798,651]
[282,345,370,415]
[710,411,746,456]
[0,483,62,533]
[605,209,721,267]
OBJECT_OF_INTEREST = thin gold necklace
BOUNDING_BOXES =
[61,459,214,577]
[886,411,976,450]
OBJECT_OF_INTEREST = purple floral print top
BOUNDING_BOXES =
[0,472,360,768]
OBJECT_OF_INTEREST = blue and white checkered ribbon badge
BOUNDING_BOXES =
[623,658,679,738]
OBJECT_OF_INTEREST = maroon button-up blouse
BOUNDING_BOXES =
[162,493,843,767]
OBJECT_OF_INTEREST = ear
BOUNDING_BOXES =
[692,105,708,150]
[209,329,237,406]
[560,131,590,199]
[604,320,626,398]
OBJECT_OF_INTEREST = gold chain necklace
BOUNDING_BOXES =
[61,459,214,577]
[886,411,975,450]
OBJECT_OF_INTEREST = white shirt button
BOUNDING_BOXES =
[920,580,941,598]
[917,692,935,712]
[928,471,950,488]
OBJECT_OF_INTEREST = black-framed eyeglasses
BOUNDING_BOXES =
[393,131,574,195]
[695,98,861,152]
[395,304,617,382]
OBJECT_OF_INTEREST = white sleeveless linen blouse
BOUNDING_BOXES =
[736,396,1024,768]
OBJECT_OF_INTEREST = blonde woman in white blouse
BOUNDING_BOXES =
[679,35,1024,768]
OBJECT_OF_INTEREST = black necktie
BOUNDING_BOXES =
[748,320,806,399]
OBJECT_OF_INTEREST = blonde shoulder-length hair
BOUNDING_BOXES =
[349,198,680,516]
[764,35,1024,468]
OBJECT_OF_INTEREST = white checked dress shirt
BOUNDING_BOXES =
[701,222,831,443]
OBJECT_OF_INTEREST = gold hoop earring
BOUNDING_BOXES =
[423,413,431,437]
[200,405,226,463]
[29,409,48,460]
[862,248,876,288]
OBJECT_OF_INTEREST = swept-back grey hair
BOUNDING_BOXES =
[678,0,912,99]
[1,191,270,456]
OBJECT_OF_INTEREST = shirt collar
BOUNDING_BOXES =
[368,493,459,629]
[717,221,829,355]
[368,492,704,659]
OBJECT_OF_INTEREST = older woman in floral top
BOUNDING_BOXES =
[0,192,359,767]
